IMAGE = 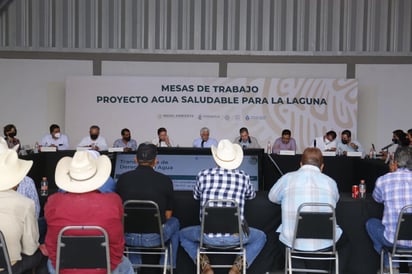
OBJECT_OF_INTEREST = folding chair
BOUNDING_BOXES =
[55,226,111,274]
[196,199,246,274]
[123,200,173,274]
[380,204,412,274]
[0,230,12,274]
[285,203,339,274]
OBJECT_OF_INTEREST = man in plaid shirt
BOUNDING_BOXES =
[179,139,266,274]
[366,146,412,272]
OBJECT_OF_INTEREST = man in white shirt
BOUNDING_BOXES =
[312,130,337,151]
[40,124,69,150]
[77,125,108,151]
[0,149,47,273]
[192,127,218,148]
[152,127,173,147]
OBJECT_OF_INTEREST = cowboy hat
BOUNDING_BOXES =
[0,149,33,191]
[211,139,243,170]
[0,138,19,153]
[55,150,111,193]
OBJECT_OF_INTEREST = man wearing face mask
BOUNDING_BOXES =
[77,125,108,151]
[39,124,70,150]
[3,124,21,151]
[336,129,364,156]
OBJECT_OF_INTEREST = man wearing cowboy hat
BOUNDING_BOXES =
[44,151,134,274]
[0,148,47,273]
[180,139,267,274]
[0,138,40,219]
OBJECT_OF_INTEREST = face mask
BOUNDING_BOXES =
[8,132,16,138]
[392,138,398,144]
[342,140,349,145]
[90,134,98,140]
[54,133,61,138]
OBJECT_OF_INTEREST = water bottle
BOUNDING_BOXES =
[359,179,366,199]
[34,142,39,154]
[369,145,376,159]
[40,177,48,196]
[267,141,272,154]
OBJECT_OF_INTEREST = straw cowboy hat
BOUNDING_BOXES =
[0,149,32,191]
[211,139,244,170]
[55,150,111,193]
[0,138,19,153]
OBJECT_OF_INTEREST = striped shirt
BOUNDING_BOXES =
[373,168,412,246]
[268,165,342,251]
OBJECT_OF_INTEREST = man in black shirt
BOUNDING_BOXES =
[116,142,180,268]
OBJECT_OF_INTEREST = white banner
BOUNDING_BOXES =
[66,76,358,152]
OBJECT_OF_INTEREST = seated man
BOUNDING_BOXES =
[77,125,108,151]
[44,151,134,274]
[40,124,70,150]
[3,123,21,152]
[0,149,47,274]
[113,128,137,152]
[0,138,40,219]
[336,129,364,156]
[152,127,174,147]
[366,146,412,273]
[312,130,337,151]
[180,139,266,274]
[193,127,218,148]
[233,127,260,149]
[272,129,296,154]
[268,147,349,273]
[116,142,180,268]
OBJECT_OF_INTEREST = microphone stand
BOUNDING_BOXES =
[267,153,284,176]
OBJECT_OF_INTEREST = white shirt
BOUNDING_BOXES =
[77,135,108,151]
[152,137,174,147]
[0,190,39,263]
[40,134,70,150]
[312,136,336,151]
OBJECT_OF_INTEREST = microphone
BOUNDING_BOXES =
[381,143,394,151]
[201,140,205,148]
[314,139,317,148]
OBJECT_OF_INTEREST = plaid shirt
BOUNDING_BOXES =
[268,165,342,251]
[373,168,412,246]
[194,167,255,224]
[17,176,40,218]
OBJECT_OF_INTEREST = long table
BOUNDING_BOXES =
[24,150,388,193]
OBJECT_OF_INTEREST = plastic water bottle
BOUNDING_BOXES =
[359,179,366,199]
[40,177,48,196]
[369,145,376,159]
[34,142,39,154]
[267,141,272,154]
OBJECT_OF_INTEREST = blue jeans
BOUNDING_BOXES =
[179,225,267,268]
[366,218,412,268]
[47,256,134,274]
[125,216,180,268]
